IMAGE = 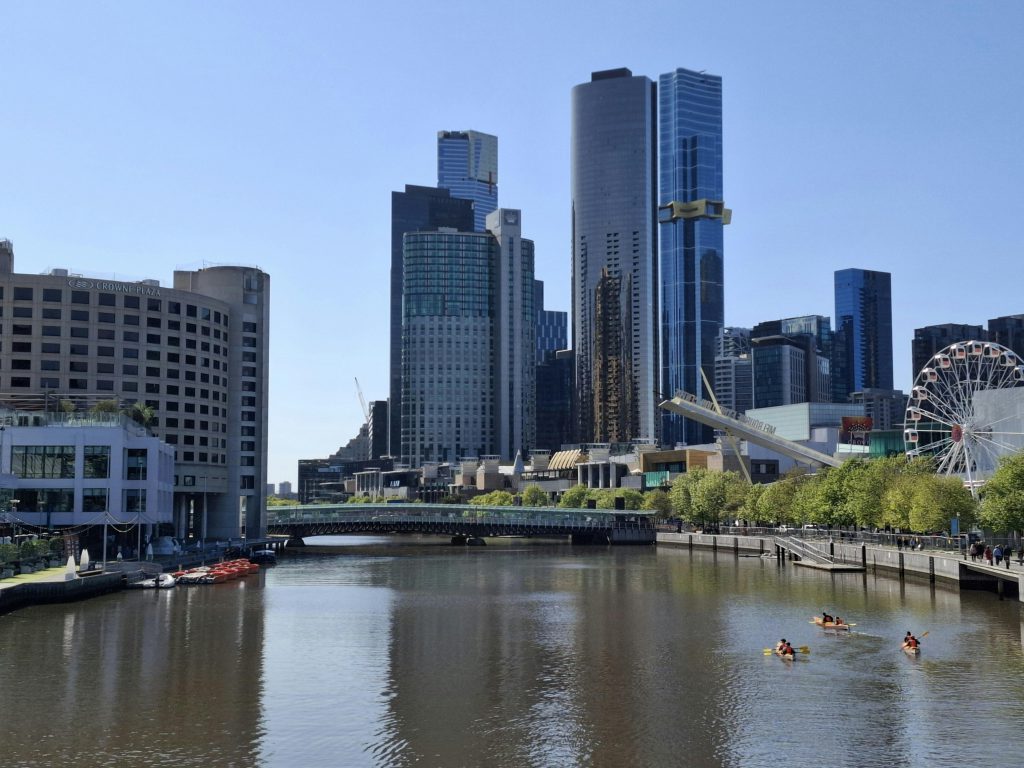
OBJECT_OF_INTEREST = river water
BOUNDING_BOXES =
[1,537,1022,768]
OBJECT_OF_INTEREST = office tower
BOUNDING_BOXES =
[987,315,1024,358]
[368,400,389,460]
[534,280,568,362]
[437,130,498,232]
[713,327,752,414]
[571,68,658,445]
[751,316,832,408]
[833,268,893,402]
[389,185,475,456]
[400,209,534,465]
[911,323,987,378]
[278,480,293,498]
[0,247,270,539]
[850,388,906,431]
[535,350,575,451]
[659,67,728,446]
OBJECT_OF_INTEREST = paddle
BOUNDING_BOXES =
[762,646,810,655]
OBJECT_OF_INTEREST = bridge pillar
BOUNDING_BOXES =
[287,536,306,548]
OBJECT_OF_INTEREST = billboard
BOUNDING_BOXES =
[840,416,873,446]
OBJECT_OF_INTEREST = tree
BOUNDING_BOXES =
[641,489,672,519]
[980,452,1024,533]
[471,490,514,506]
[691,471,728,528]
[790,474,826,525]
[267,496,293,507]
[126,401,156,427]
[559,485,591,509]
[909,474,976,533]
[670,470,704,521]
[521,485,549,507]
[740,483,766,522]
[90,399,120,414]
[756,479,799,524]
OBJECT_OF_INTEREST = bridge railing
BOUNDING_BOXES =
[267,503,654,531]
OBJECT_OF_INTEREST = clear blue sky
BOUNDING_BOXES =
[2,1,1022,486]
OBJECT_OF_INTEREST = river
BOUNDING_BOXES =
[1,536,1022,767]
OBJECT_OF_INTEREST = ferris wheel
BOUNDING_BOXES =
[904,340,1024,489]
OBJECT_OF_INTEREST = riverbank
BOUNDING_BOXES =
[657,531,1024,601]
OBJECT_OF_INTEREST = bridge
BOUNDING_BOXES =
[266,503,656,545]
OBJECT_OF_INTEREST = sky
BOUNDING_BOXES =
[2,1,1023,486]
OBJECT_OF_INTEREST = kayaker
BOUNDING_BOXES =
[782,642,795,657]
[833,616,844,626]
[821,610,834,624]
[776,638,787,652]
[902,633,920,650]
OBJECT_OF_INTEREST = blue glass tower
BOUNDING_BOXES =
[534,280,568,362]
[658,68,728,446]
[833,268,893,402]
[437,130,498,232]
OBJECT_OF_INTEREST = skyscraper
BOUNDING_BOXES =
[389,185,474,456]
[911,323,986,378]
[833,268,893,401]
[571,68,658,444]
[658,67,728,446]
[534,280,568,362]
[751,315,833,408]
[400,209,534,465]
[714,327,752,414]
[437,130,498,232]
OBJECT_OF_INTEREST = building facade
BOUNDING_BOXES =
[367,400,388,460]
[534,280,567,362]
[571,68,659,445]
[400,210,535,465]
[535,349,575,451]
[751,316,832,408]
[389,186,475,456]
[0,246,269,539]
[910,323,987,378]
[987,314,1024,359]
[833,268,893,402]
[713,326,752,415]
[437,130,498,232]
[658,67,727,447]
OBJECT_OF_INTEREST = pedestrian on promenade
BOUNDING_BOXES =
[993,545,1003,566]
[897,537,903,551]
[969,542,978,562]
[1004,544,1013,569]
[984,545,993,566]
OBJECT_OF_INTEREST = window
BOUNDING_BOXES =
[123,348,138,359]
[186,304,197,317]
[241,411,256,422]
[240,456,255,466]
[165,419,178,429]
[13,287,33,300]
[97,380,114,391]
[14,325,34,335]
[241,441,255,452]
[84,446,110,478]
[41,342,59,353]
[69,361,88,373]
[243,367,256,377]
[123,331,139,342]
[243,321,257,332]
[146,366,160,377]
[123,315,139,326]
[147,317,161,328]
[41,360,59,371]
[168,302,180,315]
[70,310,89,322]
[147,298,161,312]
[166,401,179,411]
[124,489,146,514]
[69,378,87,389]
[183,452,195,462]
[42,288,63,302]
[11,360,31,370]
[13,306,32,318]
[241,426,256,437]
[125,448,147,481]
[186,323,196,334]
[71,290,89,304]
[98,293,116,306]
[39,377,59,388]
[166,385,179,395]
[186,339,197,349]
[183,435,195,445]
[239,476,255,489]
[12,445,75,479]
[12,340,32,352]
[97,329,115,340]
[70,344,88,355]
[41,326,60,336]
[97,346,114,357]
[83,489,108,513]
[122,364,138,376]
[123,296,140,309]
[10,377,30,388]
[146,351,160,361]
[70,327,89,338]
[168,320,180,331]
[97,363,114,374]
[42,308,61,320]
[98,312,115,323]
[123,381,138,392]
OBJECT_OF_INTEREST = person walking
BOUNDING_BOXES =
[984,545,993,566]
[993,544,1003,567]
[1004,544,1013,569]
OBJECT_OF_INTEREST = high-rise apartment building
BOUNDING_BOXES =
[400,210,534,465]
[713,327,752,415]
[534,280,567,362]
[659,67,728,446]
[0,243,270,539]
[833,268,893,402]
[751,316,832,408]
[389,185,474,456]
[367,400,388,460]
[987,315,1024,358]
[535,349,575,451]
[911,323,987,378]
[571,68,659,445]
[437,130,498,232]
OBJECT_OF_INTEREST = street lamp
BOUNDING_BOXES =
[9,499,19,545]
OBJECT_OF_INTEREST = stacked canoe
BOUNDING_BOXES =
[173,559,260,585]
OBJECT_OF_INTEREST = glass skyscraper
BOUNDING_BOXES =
[534,280,568,363]
[658,67,727,446]
[571,68,659,445]
[437,130,498,232]
[833,268,893,401]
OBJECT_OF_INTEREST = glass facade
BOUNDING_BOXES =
[437,130,498,232]
[534,280,567,363]
[571,68,659,445]
[659,67,725,446]
[833,268,893,401]
[389,186,475,457]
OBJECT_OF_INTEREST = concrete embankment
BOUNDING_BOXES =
[0,571,125,614]
[657,532,1023,602]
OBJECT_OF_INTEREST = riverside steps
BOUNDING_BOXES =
[657,531,1024,601]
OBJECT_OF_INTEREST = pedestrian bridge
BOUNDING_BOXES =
[266,503,656,545]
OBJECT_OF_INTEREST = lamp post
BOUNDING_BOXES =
[8,498,19,544]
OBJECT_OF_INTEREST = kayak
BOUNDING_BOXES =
[775,651,796,660]
[812,617,852,630]
[902,645,921,656]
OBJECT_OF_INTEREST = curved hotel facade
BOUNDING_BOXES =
[0,241,269,539]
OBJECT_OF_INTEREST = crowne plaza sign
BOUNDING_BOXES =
[68,278,162,296]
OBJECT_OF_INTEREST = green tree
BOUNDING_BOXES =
[0,542,19,565]
[90,398,120,414]
[670,469,704,521]
[980,452,1024,533]
[740,483,766,522]
[756,478,799,525]
[909,474,976,533]
[520,485,549,507]
[691,471,728,528]
[559,485,591,509]
[267,496,293,506]
[790,474,826,525]
[471,490,514,506]
[125,401,156,427]
[641,488,673,519]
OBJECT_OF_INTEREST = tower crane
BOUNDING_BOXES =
[354,377,370,423]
